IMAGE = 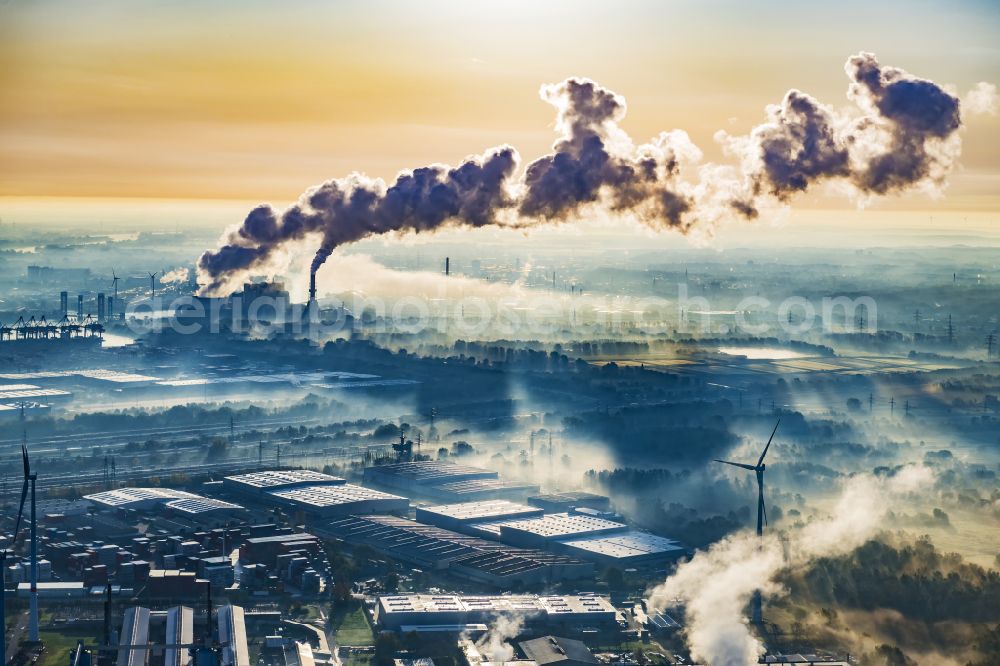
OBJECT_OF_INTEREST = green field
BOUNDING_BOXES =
[37,628,100,666]
[329,605,374,647]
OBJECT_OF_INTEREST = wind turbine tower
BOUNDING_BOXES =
[0,445,31,664]
[26,445,39,642]
[714,420,780,625]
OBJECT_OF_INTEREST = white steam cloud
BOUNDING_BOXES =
[160,267,190,284]
[645,464,935,665]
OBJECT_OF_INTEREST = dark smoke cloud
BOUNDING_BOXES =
[520,78,695,230]
[845,52,961,195]
[198,53,985,295]
[746,90,851,200]
[198,148,518,294]
[727,52,965,214]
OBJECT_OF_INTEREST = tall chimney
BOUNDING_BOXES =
[97,293,106,321]
[309,271,317,301]
[60,291,68,317]
[77,294,83,319]
[445,257,450,276]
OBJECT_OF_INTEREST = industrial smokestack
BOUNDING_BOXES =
[445,257,450,276]
[77,294,83,319]
[60,291,68,318]
[309,271,317,301]
[97,293,106,322]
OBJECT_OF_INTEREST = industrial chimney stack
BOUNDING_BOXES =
[309,271,317,302]
[445,257,450,276]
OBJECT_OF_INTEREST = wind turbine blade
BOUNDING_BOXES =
[22,443,29,478]
[14,477,28,541]
[757,419,780,467]
[713,459,756,471]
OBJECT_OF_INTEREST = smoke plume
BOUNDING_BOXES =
[645,465,934,665]
[198,54,991,295]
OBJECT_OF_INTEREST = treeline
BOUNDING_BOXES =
[785,537,1000,623]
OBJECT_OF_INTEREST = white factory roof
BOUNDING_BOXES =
[0,370,159,383]
[224,469,345,490]
[365,461,497,484]
[269,483,405,508]
[0,388,71,400]
[165,497,244,515]
[499,513,627,539]
[418,500,542,522]
[558,531,684,559]
[85,487,200,508]
[379,594,615,616]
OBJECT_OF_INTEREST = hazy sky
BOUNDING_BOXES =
[1,0,999,223]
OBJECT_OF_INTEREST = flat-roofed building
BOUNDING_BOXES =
[497,513,628,548]
[363,461,496,493]
[85,488,201,512]
[527,493,611,513]
[218,605,250,666]
[519,636,599,666]
[268,484,408,517]
[428,479,541,502]
[556,531,685,567]
[415,500,543,535]
[117,606,151,666]
[165,606,194,666]
[376,595,618,632]
[222,470,345,500]
[164,498,246,527]
[315,516,592,586]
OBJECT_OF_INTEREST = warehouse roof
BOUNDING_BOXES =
[432,479,539,497]
[318,515,493,564]
[558,531,683,560]
[417,500,542,523]
[269,484,405,508]
[365,461,497,484]
[224,470,345,490]
[519,636,599,666]
[165,497,245,515]
[378,594,615,617]
[499,513,627,540]
[85,487,199,508]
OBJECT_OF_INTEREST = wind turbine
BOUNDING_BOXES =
[110,269,121,319]
[148,271,158,300]
[0,446,30,665]
[714,419,779,625]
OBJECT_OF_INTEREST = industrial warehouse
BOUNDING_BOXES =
[363,461,540,502]
[375,594,622,633]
